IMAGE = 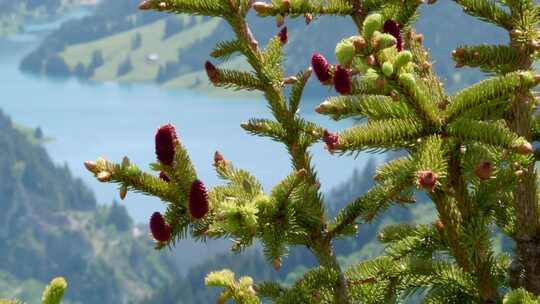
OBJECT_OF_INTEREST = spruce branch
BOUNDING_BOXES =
[211,39,247,61]
[139,0,232,16]
[398,73,441,127]
[316,94,416,121]
[328,170,414,239]
[451,44,523,74]
[85,158,181,204]
[446,118,532,153]
[252,0,354,17]
[206,65,266,91]
[445,71,538,122]
[336,118,425,153]
[452,0,513,29]
[241,118,287,141]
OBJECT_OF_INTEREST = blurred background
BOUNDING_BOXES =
[0,0,510,303]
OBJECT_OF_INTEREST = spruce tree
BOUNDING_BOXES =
[85,0,540,302]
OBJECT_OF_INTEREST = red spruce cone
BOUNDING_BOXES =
[189,179,209,219]
[383,20,403,51]
[323,130,339,152]
[311,53,331,83]
[155,124,178,166]
[159,171,170,182]
[333,65,352,95]
[149,212,171,242]
[278,26,288,44]
[474,160,493,181]
[205,61,219,83]
[416,170,438,191]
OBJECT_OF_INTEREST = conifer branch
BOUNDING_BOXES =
[451,44,523,73]
[251,0,354,17]
[240,118,287,141]
[140,0,232,17]
[447,118,531,153]
[316,95,416,121]
[398,73,441,127]
[337,118,425,153]
[211,39,246,61]
[86,158,181,204]
[445,71,537,122]
[452,0,513,29]
[208,67,266,91]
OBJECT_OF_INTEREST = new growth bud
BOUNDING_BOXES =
[205,61,219,83]
[315,101,331,114]
[272,258,281,270]
[119,185,128,200]
[97,171,112,182]
[252,2,273,15]
[276,14,285,28]
[214,151,224,165]
[159,171,170,182]
[434,220,444,233]
[138,0,152,10]
[323,130,339,153]
[517,142,533,155]
[335,37,356,67]
[84,161,97,173]
[416,170,438,191]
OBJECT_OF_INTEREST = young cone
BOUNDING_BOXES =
[205,61,219,83]
[278,27,288,44]
[189,179,209,219]
[149,212,172,242]
[323,130,339,153]
[155,124,178,166]
[416,170,438,191]
[159,171,170,182]
[333,65,352,95]
[383,20,403,51]
[311,53,331,83]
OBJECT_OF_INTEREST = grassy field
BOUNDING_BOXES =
[60,15,225,88]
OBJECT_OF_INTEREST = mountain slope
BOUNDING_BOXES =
[20,1,505,95]
[0,109,179,304]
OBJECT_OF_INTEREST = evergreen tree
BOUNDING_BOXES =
[85,0,540,303]
[131,32,143,50]
[117,57,133,77]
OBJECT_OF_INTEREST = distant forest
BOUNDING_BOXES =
[20,0,504,94]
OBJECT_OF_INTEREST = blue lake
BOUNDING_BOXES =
[0,23,371,224]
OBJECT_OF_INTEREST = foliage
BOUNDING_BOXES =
[86,0,540,303]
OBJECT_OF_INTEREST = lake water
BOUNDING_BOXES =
[0,19,369,224]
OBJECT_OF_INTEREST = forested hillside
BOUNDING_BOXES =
[0,110,180,304]
[20,0,504,94]
[0,0,92,36]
